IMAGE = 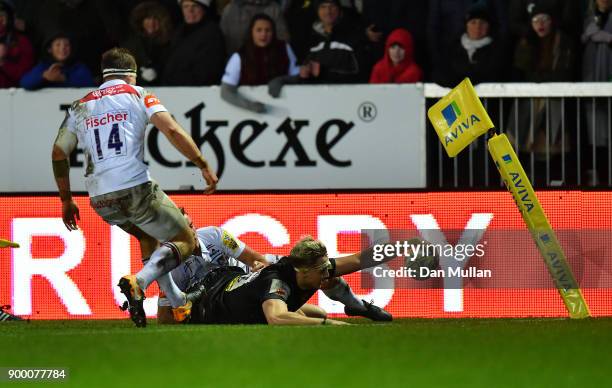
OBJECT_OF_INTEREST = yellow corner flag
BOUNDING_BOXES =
[0,239,20,248]
[427,78,494,157]
[488,134,590,318]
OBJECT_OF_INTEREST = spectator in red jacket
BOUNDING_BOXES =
[0,1,34,88]
[369,28,422,84]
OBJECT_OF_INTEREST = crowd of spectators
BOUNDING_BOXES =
[1,0,610,186]
[0,0,610,90]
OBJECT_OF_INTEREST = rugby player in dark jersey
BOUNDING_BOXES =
[185,236,399,325]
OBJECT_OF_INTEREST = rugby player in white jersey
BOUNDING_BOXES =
[51,48,218,327]
[156,210,392,323]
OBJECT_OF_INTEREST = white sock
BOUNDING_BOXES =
[136,243,181,290]
[323,278,365,311]
[156,273,186,308]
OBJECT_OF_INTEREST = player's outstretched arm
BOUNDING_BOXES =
[51,118,80,231]
[150,111,218,194]
[262,299,348,326]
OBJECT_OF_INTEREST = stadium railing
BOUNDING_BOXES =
[425,83,612,189]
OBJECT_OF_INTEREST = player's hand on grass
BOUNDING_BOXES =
[201,165,219,194]
[61,200,80,230]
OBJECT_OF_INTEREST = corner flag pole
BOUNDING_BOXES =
[427,78,590,319]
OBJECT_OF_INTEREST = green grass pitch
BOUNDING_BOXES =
[1,318,611,388]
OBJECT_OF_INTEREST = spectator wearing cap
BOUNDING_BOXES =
[163,0,226,85]
[220,13,299,112]
[220,0,289,55]
[509,0,588,43]
[446,3,507,86]
[121,1,174,86]
[20,32,93,90]
[369,28,422,84]
[513,4,576,82]
[300,0,366,84]
[0,0,34,88]
[428,0,508,85]
[507,5,575,168]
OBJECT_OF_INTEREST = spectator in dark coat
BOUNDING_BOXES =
[300,0,365,84]
[285,0,365,64]
[582,0,612,183]
[428,0,508,85]
[121,1,174,86]
[162,0,226,86]
[369,28,422,84]
[0,0,34,88]
[513,4,576,82]
[447,3,507,86]
[582,0,612,82]
[20,32,93,89]
[508,5,576,160]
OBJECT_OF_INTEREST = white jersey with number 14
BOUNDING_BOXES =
[66,79,167,197]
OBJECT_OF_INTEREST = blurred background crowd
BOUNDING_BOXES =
[0,0,610,91]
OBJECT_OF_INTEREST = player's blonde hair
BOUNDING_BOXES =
[288,236,327,269]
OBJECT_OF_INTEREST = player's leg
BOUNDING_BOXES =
[119,222,187,310]
[321,277,364,310]
[321,277,392,322]
[111,182,195,326]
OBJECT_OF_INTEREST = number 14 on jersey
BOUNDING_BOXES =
[90,123,127,161]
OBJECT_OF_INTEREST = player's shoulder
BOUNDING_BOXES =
[139,87,165,110]
[68,98,82,112]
